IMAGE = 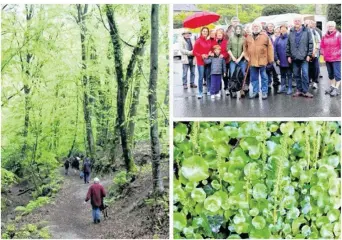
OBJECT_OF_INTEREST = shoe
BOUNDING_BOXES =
[303,92,314,98]
[94,220,97,224]
[183,84,188,89]
[215,93,221,98]
[312,82,318,89]
[197,94,202,99]
[249,92,259,99]
[262,93,268,100]
[97,219,101,223]
[190,84,197,88]
[211,95,215,99]
[286,88,293,95]
[293,91,303,97]
[325,86,335,94]
[231,92,237,98]
[277,86,286,94]
[203,82,207,86]
[225,89,230,96]
[330,88,340,97]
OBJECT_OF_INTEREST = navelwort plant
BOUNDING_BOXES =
[173,122,341,239]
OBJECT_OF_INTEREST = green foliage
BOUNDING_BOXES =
[38,227,51,239]
[1,168,18,192]
[173,121,341,239]
[15,197,50,216]
[327,4,341,30]
[262,4,300,16]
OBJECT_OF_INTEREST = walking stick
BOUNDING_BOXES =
[239,64,250,99]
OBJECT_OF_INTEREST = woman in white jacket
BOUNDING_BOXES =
[180,29,197,89]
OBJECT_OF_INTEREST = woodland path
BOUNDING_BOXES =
[46,169,113,239]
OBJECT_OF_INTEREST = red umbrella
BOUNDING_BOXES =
[183,12,220,29]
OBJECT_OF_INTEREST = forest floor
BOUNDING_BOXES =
[2,144,169,239]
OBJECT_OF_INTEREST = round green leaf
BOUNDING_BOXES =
[181,156,209,182]
[191,188,206,203]
[174,212,187,231]
[252,183,267,200]
[252,216,266,230]
[204,195,222,213]
[174,123,188,143]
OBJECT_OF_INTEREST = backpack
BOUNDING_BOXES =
[229,66,244,92]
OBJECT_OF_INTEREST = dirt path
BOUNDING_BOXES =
[46,170,113,239]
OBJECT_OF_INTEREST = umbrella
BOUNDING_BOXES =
[183,12,220,29]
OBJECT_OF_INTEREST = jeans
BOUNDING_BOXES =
[292,60,309,93]
[92,207,101,222]
[250,66,268,94]
[197,65,205,96]
[309,57,320,83]
[182,62,195,85]
[84,172,90,183]
[280,67,292,88]
[229,60,247,78]
[205,64,211,93]
[326,61,341,81]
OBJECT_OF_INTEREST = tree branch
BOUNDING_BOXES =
[1,87,25,107]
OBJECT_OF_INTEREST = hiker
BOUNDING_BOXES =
[193,27,211,99]
[274,24,293,95]
[244,22,274,100]
[84,177,106,224]
[204,45,226,99]
[180,29,197,89]
[307,20,321,90]
[83,158,91,184]
[286,17,314,98]
[320,21,341,97]
[71,157,80,175]
[64,158,70,175]
[265,23,280,89]
[228,24,247,96]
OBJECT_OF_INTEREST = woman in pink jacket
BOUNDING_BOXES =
[321,21,341,97]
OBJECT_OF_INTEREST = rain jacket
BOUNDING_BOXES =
[274,33,290,67]
[320,30,341,62]
[214,38,229,63]
[286,25,313,61]
[204,55,226,75]
[193,36,212,66]
[228,34,245,61]
[243,32,274,67]
[180,37,196,65]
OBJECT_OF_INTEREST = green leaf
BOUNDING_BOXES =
[191,188,206,203]
[174,123,188,143]
[204,195,222,213]
[180,156,209,182]
[174,212,187,231]
[252,216,266,230]
[252,183,267,200]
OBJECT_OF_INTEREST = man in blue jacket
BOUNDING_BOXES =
[286,17,314,98]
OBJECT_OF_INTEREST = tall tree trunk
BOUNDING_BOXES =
[77,4,96,161]
[149,4,164,195]
[106,5,135,172]
[68,83,80,157]
[21,5,34,159]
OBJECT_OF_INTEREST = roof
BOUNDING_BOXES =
[173,4,201,12]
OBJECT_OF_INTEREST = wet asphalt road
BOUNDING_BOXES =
[173,59,341,118]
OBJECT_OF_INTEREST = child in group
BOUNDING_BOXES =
[204,45,226,99]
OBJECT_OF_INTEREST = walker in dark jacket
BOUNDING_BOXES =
[275,33,293,95]
[286,25,313,96]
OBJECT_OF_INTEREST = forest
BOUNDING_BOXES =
[1,4,169,239]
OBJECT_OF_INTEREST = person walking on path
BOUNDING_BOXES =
[286,17,314,98]
[83,158,91,184]
[84,177,106,224]
[180,29,197,89]
[71,156,80,175]
[64,158,70,175]
[204,45,226,99]
[320,21,341,97]
[193,27,212,99]
[244,22,274,100]
[274,24,293,95]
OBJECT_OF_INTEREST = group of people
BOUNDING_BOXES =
[63,154,92,184]
[180,16,341,100]
[64,155,107,224]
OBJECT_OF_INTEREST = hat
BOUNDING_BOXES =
[94,177,100,183]
[182,28,192,35]
[231,16,240,22]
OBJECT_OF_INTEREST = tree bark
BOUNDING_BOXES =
[149,4,164,196]
[68,83,80,157]
[106,5,135,172]
[77,4,96,161]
